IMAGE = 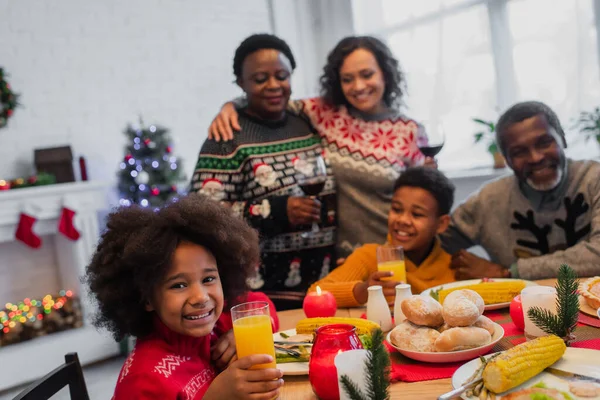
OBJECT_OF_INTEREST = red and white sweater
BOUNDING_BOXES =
[295,97,424,257]
[112,292,279,399]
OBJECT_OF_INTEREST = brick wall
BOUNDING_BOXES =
[0,0,272,303]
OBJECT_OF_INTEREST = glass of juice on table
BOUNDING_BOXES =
[231,301,276,369]
[377,245,406,282]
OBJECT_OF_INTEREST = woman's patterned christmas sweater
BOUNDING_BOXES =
[191,109,337,310]
[292,97,425,257]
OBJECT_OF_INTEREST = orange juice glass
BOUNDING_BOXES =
[231,301,276,369]
[377,245,406,282]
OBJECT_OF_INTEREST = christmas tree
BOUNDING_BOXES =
[0,67,20,129]
[117,119,186,208]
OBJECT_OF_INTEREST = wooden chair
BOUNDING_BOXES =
[13,352,90,400]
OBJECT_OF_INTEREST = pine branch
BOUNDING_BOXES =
[340,375,366,400]
[527,264,579,345]
[556,264,579,343]
[527,307,562,335]
[364,329,391,400]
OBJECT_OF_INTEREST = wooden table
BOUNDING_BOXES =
[277,279,558,399]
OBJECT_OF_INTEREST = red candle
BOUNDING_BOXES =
[0,180,10,191]
[510,294,525,331]
[303,286,337,318]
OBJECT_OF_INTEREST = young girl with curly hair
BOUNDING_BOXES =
[207,35,436,258]
[85,194,282,399]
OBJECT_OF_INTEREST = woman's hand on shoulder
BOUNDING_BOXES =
[204,354,283,400]
[208,102,241,142]
[211,329,237,371]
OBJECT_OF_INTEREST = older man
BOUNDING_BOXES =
[442,101,600,280]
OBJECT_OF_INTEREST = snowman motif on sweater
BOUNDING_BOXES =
[246,265,265,290]
[284,258,302,288]
[319,254,331,280]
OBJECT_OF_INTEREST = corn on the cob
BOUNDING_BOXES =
[295,317,380,336]
[438,281,527,305]
[482,335,566,393]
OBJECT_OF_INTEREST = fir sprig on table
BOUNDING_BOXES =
[527,264,579,345]
[340,328,390,400]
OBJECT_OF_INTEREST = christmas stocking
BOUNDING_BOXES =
[15,213,42,249]
[58,207,81,241]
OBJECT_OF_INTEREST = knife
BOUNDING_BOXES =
[545,367,600,384]
[437,378,482,400]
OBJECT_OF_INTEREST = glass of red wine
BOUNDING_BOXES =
[417,120,445,160]
[296,155,327,237]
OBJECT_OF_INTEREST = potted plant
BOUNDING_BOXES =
[473,118,506,169]
[574,107,600,147]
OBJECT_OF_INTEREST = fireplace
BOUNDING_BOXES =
[0,181,120,391]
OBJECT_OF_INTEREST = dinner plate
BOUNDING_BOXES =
[452,348,600,399]
[385,323,504,363]
[579,296,600,318]
[420,279,538,310]
[273,329,309,375]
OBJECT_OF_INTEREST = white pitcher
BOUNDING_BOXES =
[393,284,412,326]
[366,285,393,332]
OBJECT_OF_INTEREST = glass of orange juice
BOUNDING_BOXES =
[231,301,276,370]
[377,245,406,282]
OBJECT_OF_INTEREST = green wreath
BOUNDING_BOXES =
[0,67,19,129]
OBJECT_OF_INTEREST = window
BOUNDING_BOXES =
[352,0,600,170]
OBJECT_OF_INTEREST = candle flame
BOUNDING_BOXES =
[316,286,322,295]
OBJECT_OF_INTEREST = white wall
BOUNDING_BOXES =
[0,0,271,187]
[0,0,271,303]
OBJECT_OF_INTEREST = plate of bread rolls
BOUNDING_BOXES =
[387,290,504,363]
[421,278,537,311]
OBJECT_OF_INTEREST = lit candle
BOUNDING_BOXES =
[303,286,337,318]
[335,349,369,400]
[521,286,557,339]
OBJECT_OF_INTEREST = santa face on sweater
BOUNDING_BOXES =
[146,242,224,338]
[388,186,449,264]
[501,114,566,191]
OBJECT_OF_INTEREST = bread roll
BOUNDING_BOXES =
[389,321,440,352]
[434,326,491,352]
[472,315,496,336]
[401,295,444,327]
[442,289,484,327]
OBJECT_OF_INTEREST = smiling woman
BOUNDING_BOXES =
[191,34,337,311]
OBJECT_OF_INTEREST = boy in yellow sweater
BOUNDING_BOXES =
[309,167,456,307]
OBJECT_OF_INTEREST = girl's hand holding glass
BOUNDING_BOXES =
[204,354,283,400]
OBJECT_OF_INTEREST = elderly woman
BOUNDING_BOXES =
[191,34,337,310]
[209,36,433,258]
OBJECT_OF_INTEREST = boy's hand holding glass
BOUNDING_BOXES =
[203,354,283,400]
[352,271,401,305]
[211,329,237,371]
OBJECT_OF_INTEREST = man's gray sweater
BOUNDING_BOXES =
[441,159,600,280]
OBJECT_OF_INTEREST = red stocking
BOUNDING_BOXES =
[58,207,81,241]
[15,213,42,248]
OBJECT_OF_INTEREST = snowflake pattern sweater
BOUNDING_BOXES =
[112,292,278,400]
[191,109,337,310]
[441,160,600,280]
[293,98,425,257]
